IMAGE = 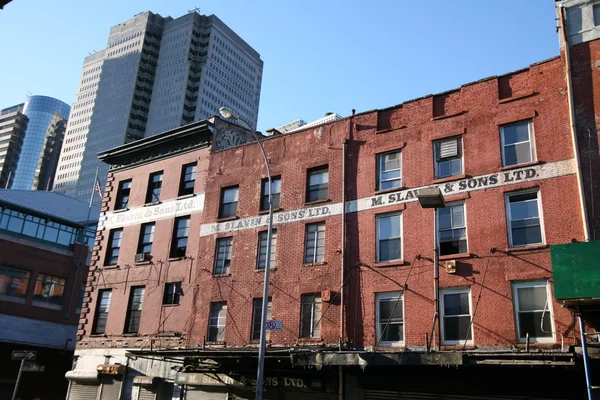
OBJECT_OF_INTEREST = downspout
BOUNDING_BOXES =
[340,137,347,350]
[559,4,591,242]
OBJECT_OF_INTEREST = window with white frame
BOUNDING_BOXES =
[377,151,402,190]
[512,281,554,343]
[208,301,227,341]
[304,222,325,264]
[214,237,233,274]
[506,190,544,247]
[438,202,467,256]
[376,292,404,346]
[377,213,402,262]
[300,294,322,338]
[434,136,462,179]
[500,120,534,167]
[257,229,277,270]
[441,288,473,345]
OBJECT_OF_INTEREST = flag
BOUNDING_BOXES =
[94,177,103,201]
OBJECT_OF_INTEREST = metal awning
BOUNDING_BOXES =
[65,370,99,383]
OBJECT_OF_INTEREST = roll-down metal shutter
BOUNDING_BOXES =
[185,388,227,400]
[99,376,123,400]
[138,387,156,400]
[67,382,99,400]
[365,391,438,400]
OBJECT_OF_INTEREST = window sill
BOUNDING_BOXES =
[121,333,140,337]
[303,262,327,267]
[375,186,406,195]
[439,253,472,261]
[373,260,406,268]
[168,257,185,261]
[500,160,542,172]
[32,301,62,310]
[217,216,238,223]
[304,198,331,207]
[89,334,108,338]
[258,207,282,215]
[0,295,26,304]
[113,208,129,213]
[177,193,196,200]
[506,244,548,253]
[376,126,407,134]
[432,174,466,185]
[143,201,162,207]
[213,273,232,278]
[498,91,536,104]
[134,260,152,266]
[297,337,323,343]
[162,303,180,307]
[101,265,120,270]
[206,341,226,345]
[431,110,468,121]
[255,267,277,272]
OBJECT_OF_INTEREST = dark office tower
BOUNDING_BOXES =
[0,104,27,189]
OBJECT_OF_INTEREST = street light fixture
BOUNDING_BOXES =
[416,187,445,350]
[219,107,273,400]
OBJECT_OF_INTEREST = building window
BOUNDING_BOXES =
[434,136,462,179]
[595,5,600,26]
[208,301,227,341]
[441,288,473,345]
[377,151,402,190]
[163,282,182,305]
[377,213,402,262]
[170,216,190,257]
[115,179,132,210]
[257,229,277,270]
[214,237,233,274]
[500,120,534,167]
[261,176,281,210]
[376,292,404,346]
[93,289,112,334]
[306,166,329,202]
[32,274,66,309]
[105,228,123,265]
[76,283,85,314]
[252,297,272,340]
[304,222,325,264]
[179,163,197,196]
[137,223,155,254]
[0,207,82,247]
[300,294,322,338]
[124,286,145,334]
[219,186,239,218]
[438,202,467,256]
[512,281,554,343]
[145,171,163,203]
[506,190,543,247]
[0,265,30,303]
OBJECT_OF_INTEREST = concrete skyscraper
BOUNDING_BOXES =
[53,10,263,202]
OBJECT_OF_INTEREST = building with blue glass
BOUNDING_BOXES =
[11,96,70,190]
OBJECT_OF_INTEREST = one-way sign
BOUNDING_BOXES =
[11,350,36,361]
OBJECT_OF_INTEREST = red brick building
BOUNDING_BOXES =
[0,190,96,400]
[67,2,600,398]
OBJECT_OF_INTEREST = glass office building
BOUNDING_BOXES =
[11,96,70,190]
[53,10,263,203]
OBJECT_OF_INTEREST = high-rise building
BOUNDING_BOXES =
[0,104,27,189]
[53,10,263,202]
[11,96,70,190]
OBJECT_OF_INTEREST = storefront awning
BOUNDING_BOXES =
[65,370,99,383]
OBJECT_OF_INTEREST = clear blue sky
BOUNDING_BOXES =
[0,0,559,132]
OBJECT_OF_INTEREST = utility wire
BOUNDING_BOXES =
[461,249,492,350]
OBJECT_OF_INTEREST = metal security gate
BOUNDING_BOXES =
[138,386,156,400]
[185,388,227,400]
[99,376,123,400]
[365,391,557,400]
[67,382,99,400]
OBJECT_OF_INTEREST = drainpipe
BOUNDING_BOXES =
[559,4,591,242]
[340,138,348,350]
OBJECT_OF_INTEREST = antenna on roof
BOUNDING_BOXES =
[134,11,144,16]
[188,7,201,14]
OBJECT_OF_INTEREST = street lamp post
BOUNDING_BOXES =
[219,108,273,400]
[416,187,445,350]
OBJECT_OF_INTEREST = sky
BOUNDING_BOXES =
[0,0,559,132]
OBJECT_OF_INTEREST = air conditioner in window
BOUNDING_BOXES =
[135,253,150,263]
[445,260,457,274]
